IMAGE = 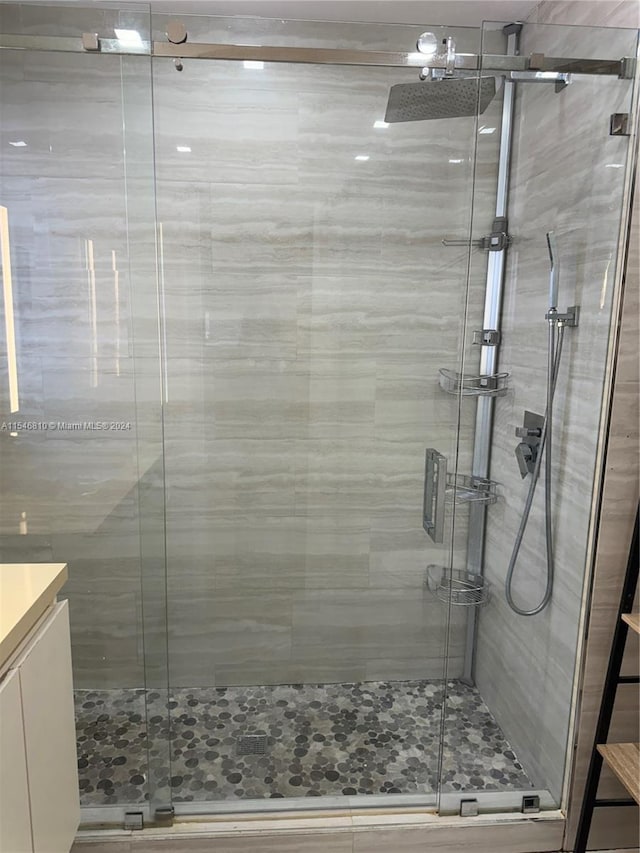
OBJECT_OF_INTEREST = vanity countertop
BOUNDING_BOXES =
[0,563,68,671]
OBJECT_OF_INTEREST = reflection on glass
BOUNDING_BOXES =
[112,250,121,376]
[84,239,98,388]
[0,205,19,412]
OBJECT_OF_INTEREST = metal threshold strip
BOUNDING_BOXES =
[0,33,635,77]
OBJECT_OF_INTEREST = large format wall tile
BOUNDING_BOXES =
[291,588,450,666]
[153,40,498,688]
[474,15,638,803]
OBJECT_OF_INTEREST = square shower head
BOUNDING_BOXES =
[385,76,498,123]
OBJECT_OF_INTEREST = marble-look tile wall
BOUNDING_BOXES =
[473,10,638,803]
[526,3,640,848]
[151,19,502,688]
[565,140,639,853]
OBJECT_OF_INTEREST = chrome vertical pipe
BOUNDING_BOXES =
[462,26,519,684]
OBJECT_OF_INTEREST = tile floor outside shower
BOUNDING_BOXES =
[75,680,534,805]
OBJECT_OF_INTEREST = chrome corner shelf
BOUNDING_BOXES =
[438,367,509,397]
[426,566,490,607]
[446,473,499,505]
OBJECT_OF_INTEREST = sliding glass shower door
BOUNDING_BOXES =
[0,2,172,818]
[152,14,487,810]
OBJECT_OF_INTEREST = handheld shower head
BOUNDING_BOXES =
[546,231,559,310]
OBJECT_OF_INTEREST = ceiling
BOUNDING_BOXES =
[133,1,540,27]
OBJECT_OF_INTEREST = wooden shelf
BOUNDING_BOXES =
[622,611,640,635]
[597,743,640,804]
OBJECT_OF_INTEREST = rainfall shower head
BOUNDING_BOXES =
[384,76,498,123]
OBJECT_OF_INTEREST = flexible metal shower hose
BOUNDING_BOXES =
[505,320,566,616]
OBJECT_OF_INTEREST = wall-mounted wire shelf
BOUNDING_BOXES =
[438,367,509,397]
[446,473,498,505]
[426,565,490,607]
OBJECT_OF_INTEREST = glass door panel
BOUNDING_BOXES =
[440,19,639,814]
[0,2,171,823]
[151,14,486,811]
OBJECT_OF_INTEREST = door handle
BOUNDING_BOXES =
[423,448,447,544]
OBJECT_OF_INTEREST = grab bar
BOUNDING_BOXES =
[423,448,447,543]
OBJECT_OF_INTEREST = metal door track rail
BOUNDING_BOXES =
[0,33,635,77]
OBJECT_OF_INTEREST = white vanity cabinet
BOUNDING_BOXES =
[0,668,33,853]
[0,565,79,853]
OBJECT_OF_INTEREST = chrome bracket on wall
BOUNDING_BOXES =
[480,217,511,251]
[472,329,501,346]
[442,218,510,251]
[545,304,580,326]
[508,69,572,92]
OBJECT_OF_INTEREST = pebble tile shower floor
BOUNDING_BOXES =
[75,680,533,805]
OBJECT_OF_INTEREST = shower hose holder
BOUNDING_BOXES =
[545,304,580,326]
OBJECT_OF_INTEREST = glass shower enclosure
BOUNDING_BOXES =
[0,1,637,830]
[154,15,482,813]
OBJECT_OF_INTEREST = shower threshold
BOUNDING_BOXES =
[75,679,534,807]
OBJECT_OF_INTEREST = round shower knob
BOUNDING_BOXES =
[416,32,438,57]
[166,20,188,44]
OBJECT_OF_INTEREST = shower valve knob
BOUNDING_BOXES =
[514,411,545,478]
[515,426,541,438]
[515,442,535,479]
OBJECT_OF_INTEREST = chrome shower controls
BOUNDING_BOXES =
[515,411,545,479]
